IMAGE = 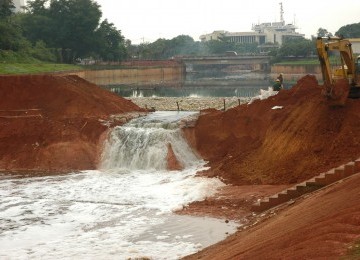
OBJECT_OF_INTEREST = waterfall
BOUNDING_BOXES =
[101,111,201,171]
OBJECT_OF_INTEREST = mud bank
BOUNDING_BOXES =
[0,74,144,173]
[183,75,360,185]
[184,172,360,259]
[180,75,360,259]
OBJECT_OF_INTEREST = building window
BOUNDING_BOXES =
[259,36,265,44]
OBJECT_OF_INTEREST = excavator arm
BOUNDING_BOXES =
[316,37,359,105]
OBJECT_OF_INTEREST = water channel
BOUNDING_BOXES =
[0,71,273,258]
[0,112,238,259]
[107,71,273,98]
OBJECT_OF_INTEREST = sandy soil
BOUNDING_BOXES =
[129,96,249,111]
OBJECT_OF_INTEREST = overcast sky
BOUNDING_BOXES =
[25,0,360,44]
[95,0,360,44]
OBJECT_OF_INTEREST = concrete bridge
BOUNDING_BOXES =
[176,55,271,72]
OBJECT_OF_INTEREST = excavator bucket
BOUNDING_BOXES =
[324,78,350,106]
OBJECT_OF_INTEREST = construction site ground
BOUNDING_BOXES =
[1,74,360,258]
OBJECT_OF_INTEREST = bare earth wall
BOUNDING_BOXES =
[73,67,185,86]
[271,64,322,82]
[65,63,321,87]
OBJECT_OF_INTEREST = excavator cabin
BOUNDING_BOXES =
[316,37,360,105]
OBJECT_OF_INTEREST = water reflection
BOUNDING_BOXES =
[105,72,272,98]
[110,85,265,98]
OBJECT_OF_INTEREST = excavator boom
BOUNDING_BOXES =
[316,37,360,105]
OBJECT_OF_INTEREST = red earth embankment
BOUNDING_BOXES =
[0,74,144,173]
[184,75,360,185]
[184,172,360,259]
[182,74,360,259]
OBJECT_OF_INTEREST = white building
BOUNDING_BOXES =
[13,0,25,12]
[200,21,304,46]
[199,3,304,46]
[350,38,360,55]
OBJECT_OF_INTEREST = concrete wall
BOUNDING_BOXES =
[68,64,322,87]
[271,64,322,83]
[73,66,185,87]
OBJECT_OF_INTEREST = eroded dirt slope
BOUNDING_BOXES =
[184,172,360,259]
[183,75,360,259]
[0,74,144,172]
[184,75,360,185]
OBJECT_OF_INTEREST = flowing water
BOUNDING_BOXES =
[0,111,238,259]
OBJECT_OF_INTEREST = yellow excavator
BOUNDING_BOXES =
[316,36,360,105]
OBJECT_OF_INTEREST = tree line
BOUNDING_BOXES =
[129,24,360,63]
[0,0,127,62]
[1,0,359,63]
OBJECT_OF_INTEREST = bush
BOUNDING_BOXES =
[28,41,57,62]
[0,50,39,63]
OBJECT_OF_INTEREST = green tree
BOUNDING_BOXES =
[29,40,56,61]
[17,12,53,45]
[48,0,102,60]
[317,28,333,38]
[273,38,314,61]
[21,0,103,62]
[167,35,197,56]
[134,35,201,59]
[0,0,29,52]
[234,42,259,54]
[336,23,360,38]
[204,40,234,55]
[26,0,47,15]
[147,38,168,59]
[95,19,127,61]
[0,20,25,50]
[0,0,15,19]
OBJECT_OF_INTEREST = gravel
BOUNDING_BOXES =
[128,97,251,111]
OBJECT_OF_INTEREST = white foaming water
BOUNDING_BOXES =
[101,111,200,171]
[0,111,238,259]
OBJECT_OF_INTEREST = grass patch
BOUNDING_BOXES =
[0,63,83,75]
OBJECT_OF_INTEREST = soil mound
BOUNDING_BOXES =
[0,74,144,172]
[1,74,139,118]
[185,172,360,259]
[185,75,360,185]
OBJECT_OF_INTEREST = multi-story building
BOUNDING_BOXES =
[200,3,304,47]
[200,21,304,46]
